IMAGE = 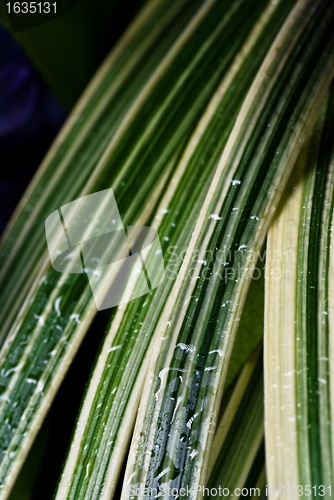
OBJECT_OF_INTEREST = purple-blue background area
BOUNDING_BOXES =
[0,25,67,235]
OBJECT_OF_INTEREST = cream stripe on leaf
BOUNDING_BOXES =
[265,86,334,499]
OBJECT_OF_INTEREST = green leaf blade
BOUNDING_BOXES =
[122,0,334,496]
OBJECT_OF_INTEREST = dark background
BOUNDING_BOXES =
[0,23,67,235]
[0,0,142,235]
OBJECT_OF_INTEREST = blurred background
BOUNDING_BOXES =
[0,23,67,234]
[0,0,142,236]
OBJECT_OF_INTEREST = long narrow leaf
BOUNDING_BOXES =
[264,86,334,497]
[207,346,264,496]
